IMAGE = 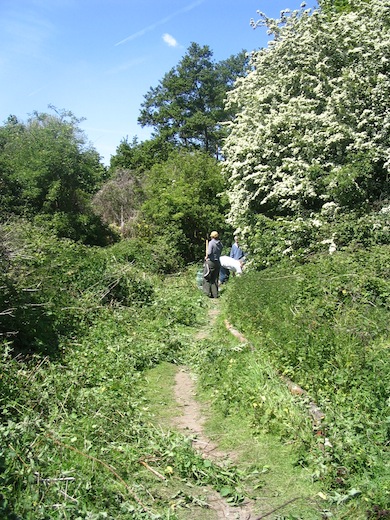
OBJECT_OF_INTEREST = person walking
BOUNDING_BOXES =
[203,231,223,298]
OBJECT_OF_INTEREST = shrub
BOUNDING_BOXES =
[244,208,390,269]
[101,264,154,306]
[224,246,390,512]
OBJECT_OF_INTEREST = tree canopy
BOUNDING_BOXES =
[92,168,145,237]
[139,150,229,262]
[223,0,389,235]
[0,107,112,245]
[109,135,174,174]
[138,43,249,157]
[318,0,369,14]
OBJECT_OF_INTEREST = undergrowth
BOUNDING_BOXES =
[0,225,244,519]
[1,222,388,519]
[219,245,390,518]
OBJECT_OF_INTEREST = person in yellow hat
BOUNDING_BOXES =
[203,231,223,298]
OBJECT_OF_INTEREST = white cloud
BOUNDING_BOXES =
[162,33,178,47]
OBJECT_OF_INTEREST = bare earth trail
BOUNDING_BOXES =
[171,303,258,520]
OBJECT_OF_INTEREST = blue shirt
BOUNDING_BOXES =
[230,242,245,260]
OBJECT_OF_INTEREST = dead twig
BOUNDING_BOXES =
[0,308,15,316]
[255,497,302,519]
[26,356,50,382]
[139,460,167,481]
[57,489,78,503]
[34,473,75,483]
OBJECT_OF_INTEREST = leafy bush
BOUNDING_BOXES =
[0,108,114,246]
[101,264,154,306]
[0,256,233,518]
[108,235,184,274]
[245,208,390,269]
[0,221,182,356]
[33,211,117,246]
[0,221,109,354]
[140,150,229,263]
[224,246,390,514]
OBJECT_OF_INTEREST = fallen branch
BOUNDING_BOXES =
[224,321,325,427]
[255,496,302,519]
[46,432,149,512]
[224,320,254,350]
[139,460,167,481]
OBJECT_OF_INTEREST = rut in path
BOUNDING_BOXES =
[171,302,258,520]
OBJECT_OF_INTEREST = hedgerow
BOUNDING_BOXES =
[222,245,390,516]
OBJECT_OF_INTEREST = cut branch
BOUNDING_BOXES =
[46,432,149,512]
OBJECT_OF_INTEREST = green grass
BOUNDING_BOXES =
[1,226,388,519]
[182,306,327,520]
[219,247,390,519]
[143,358,324,520]
[203,412,325,519]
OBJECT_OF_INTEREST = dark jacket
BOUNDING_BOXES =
[208,238,223,262]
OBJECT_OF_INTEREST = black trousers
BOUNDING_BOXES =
[202,260,220,298]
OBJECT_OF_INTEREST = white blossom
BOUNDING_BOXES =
[222,0,390,231]
[321,238,337,255]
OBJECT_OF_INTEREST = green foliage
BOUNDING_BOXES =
[33,211,116,246]
[1,245,245,518]
[242,207,390,270]
[0,221,173,355]
[109,136,174,174]
[108,237,184,275]
[318,0,369,14]
[140,150,230,262]
[101,264,154,306]
[223,246,390,514]
[0,107,112,245]
[138,43,249,156]
[223,0,390,243]
[0,220,108,354]
[1,212,388,518]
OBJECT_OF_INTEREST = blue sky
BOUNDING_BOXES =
[0,0,316,165]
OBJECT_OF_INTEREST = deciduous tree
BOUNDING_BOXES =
[0,107,112,244]
[138,43,248,157]
[92,169,145,236]
[109,135,174,174]
[140,150,229,262]
[223,0,389,235]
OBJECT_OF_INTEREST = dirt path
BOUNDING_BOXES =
[171,303,258,520]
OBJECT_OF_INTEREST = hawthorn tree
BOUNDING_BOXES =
[138,43,249,157]
[223,0,389,235]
